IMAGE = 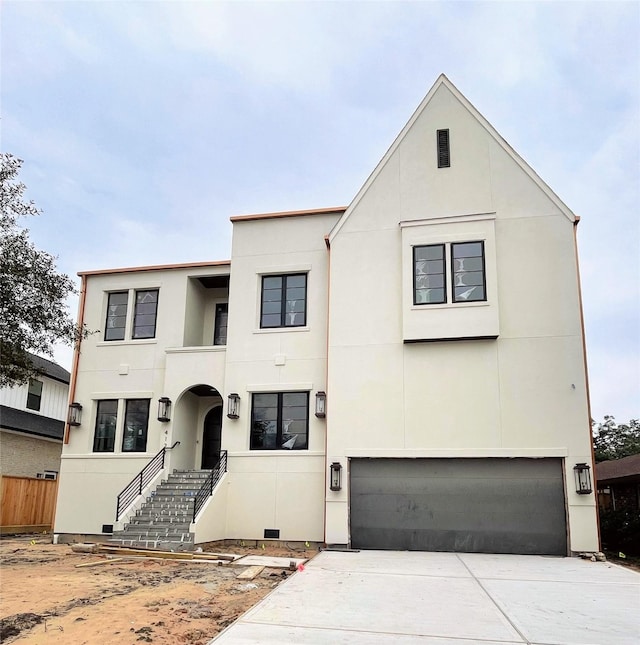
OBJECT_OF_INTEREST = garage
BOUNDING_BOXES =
[349,458,567,555]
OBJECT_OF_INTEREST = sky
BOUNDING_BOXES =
[2,1,639,423]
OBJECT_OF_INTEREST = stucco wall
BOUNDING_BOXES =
[325,82,598,551]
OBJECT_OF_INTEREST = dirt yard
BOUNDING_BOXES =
[0,535,316,644]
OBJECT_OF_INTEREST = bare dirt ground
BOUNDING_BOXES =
[0,536,316,644]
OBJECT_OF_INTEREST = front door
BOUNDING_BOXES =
[201,407,222,469]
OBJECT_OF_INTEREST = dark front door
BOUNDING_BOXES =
[201,407,222,469]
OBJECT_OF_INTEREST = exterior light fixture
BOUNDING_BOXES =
[227,393,240,419]
[315,391,327,418]
[330,462,342,491]
[68,402,83,426]
[573,463,592,495]
[157,397,171,422]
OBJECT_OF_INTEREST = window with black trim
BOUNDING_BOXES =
[452,241,486,302]
[214,303,228,345]
[26,379,43,411]
[414,241,486,305]
[105,291,128,341]
[93,399,118,452]
[413,244,446,304]
[250,392,309,450]
[260,274,307,328]
[133,290,158,339]
[122,399,150,452]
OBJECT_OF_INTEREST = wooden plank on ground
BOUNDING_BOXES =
[236,565,265,580]
[75,558,125,568]
[232,555,307,568]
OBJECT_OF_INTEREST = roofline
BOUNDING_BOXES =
[78,260,231,277]
[230,206,347,223]
[329,73,577,242]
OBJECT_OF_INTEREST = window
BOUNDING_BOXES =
[414,241,486,305]
[133,290,158,339]
[105,292,128,341]
[250,392,309,450]
[260,274,307,328]
[413,245,446,304]
[93,400,118,452]
[122,399,150,452]
[437,129,450,168]
[104,289,159,341]
[452,242,486,302]
[214,303,228,345]
[26,379,43,411]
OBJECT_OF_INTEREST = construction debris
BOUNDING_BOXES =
[236,565,265,580]
[231,555,307,568]
[75,558,124,568]
[70,543,238,563]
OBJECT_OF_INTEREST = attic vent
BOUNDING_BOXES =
[437,129,450,168]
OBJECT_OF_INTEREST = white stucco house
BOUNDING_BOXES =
[54,75,599,555]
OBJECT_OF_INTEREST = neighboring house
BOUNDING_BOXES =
[597,455,640,511]
[0,354,70,479]
[54,75,599,556]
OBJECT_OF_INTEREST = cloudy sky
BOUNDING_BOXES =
[2,1,638,422]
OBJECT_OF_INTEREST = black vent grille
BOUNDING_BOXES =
[437,129,450,168]
[264,528,280,539]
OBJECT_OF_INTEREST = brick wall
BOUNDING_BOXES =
[0,431,62,478]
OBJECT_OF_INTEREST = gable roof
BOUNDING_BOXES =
[29,354,70,384]
[0,405,65,441]
[329,74,576,243]
[596,454,640,483]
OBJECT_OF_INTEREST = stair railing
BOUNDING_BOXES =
[193,450,228,522]
[116,441,181,520]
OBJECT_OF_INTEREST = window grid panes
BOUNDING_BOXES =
[413,244,446,305]
[133,290,159,339]
[250,392,309,450]
[93,400,118,452]
[105,291,128,341]
[452,241,486,302]
[260,274,307,328]
[122,399,150,452]
[26,379,43,411]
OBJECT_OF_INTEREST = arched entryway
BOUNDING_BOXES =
[201,406,222,469]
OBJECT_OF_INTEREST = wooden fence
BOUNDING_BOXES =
[0,475,59,533]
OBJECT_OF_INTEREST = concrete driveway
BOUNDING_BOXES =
[211,550,639,644]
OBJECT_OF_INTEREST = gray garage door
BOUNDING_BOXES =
[350,458,567,555]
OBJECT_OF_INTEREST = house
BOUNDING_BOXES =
[597,455,640,511]
[53,75,599,556]
[0,353,70,479]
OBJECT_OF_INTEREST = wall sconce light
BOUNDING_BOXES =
[157,397,171,422]
[330,462,342,491]
[573,463,592,495]
[68,402,83,426]
[227,393,240,419]
[315,391,327,418]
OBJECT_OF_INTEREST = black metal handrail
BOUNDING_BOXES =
[193,450,228,522]
[115,441,180,520]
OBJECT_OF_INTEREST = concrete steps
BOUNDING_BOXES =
[109,469,212,551]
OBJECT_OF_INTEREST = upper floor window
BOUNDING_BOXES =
[414,241,486,305]
[214,303,228,345]
[250,392,309,450]
[104,289,159,341]
[452,242,486,302]
[413,244,446,305]
[260,274,307,328]
[132,290,159,339]
[105,292,128,340]
[26,378,43,411]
